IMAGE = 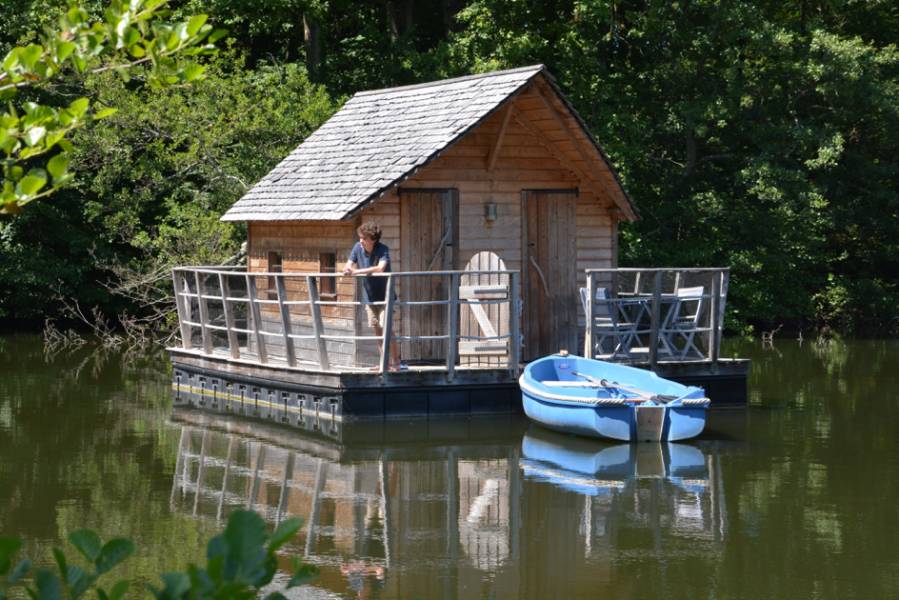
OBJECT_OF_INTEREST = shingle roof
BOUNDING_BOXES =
[221,65,543,221]
[221,65,634,221]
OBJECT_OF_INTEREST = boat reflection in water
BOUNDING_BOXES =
[521,428,709,496]
[169,409,731,598]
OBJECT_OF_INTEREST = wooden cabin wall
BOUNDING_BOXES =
[247,221,362,365]
[240,82,624,365]
[400,88,619,335]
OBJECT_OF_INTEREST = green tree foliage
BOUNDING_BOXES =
[1,0,225,214]
[0,53,335,325]
[1,0,896,335]
[0,510,316,600]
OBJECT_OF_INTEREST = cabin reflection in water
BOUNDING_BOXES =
[169,412,730,598]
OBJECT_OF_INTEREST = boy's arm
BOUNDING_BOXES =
[347,248,389,275]
[348,259,387,275]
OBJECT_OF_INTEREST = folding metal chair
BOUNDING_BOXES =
[663,286,705,359]
[579,287,638,359]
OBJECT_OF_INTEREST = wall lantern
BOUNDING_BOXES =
[484,201,498,223]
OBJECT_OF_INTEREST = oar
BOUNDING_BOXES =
[570,371,654,402]
[570,371,680,404]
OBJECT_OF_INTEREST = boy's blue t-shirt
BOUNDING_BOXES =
[349,241,391,303]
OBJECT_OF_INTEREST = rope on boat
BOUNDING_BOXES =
[680,397,711,406]
[594,397,627,406]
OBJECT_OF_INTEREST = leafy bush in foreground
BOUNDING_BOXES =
[0,510,316,600]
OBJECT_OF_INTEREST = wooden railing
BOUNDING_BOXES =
[171,266,521,377]
[583,268,729,366]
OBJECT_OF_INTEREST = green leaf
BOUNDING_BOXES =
[0,538,21,574]
[68,531,102,563]
[35,569,62,600]
[180,63,204,82]
[108,579,129,600]
[52,547,67,578]
[151,572,190,599]
[66,565,91,600]
[186,15,208,37]
[55,41,77,63]
[93,107,118,120]
[175,22,189,42]
[165,32,179,52]
[23,126,46,147]
[144,0,167,12]
[47,154,69,179]
[66,6,87,25]
[2,49,20,72]
[207,29,228,44]
[122,27,141,49]
[94,539,134,575]
[19,45,44,71]
[44,129,67,149]
[285,563,318,588]
[8,558,31,585]
[68,98,90,118]
[268,518,302,552]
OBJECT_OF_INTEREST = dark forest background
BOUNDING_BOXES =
[1,0,896,336]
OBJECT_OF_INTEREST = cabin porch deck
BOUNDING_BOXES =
[168,265,748,420]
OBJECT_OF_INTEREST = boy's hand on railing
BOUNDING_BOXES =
[342,266,354,276]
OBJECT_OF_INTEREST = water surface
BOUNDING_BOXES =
[1,335,897,599]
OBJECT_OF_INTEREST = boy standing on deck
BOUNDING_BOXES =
[343,221,401,371]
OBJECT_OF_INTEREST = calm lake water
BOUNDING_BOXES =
[1,334,897,599]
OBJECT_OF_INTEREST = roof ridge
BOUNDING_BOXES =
[353,64,545,97]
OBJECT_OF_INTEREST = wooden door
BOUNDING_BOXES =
[400,189,459,361]
[459,251,510,367]
[522,190,578,360]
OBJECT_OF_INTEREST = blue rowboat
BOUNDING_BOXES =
[519,353,710,442]
[520,427,707,495]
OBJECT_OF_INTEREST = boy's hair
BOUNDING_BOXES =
[357,221,382,242]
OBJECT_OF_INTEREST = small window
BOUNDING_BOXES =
[319,252,336,297]
[267,251,282,299]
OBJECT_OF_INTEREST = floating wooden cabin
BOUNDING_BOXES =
[169,65,748,419]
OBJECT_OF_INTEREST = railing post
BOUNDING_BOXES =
[509,271,521,374]
[379,274,396,375]
[219,272,240,359]
[584,271,594,358]
[307,275,330,371]
[194,271,212,354]
[446,272,459,380]
[245,274,268,364]
[648,270,663,368]
[275,274,296,366]
[172,270,192,350]
[710,270,722,363]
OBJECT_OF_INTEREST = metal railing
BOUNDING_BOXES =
[583,268,729,366]
[171,266,521,377]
